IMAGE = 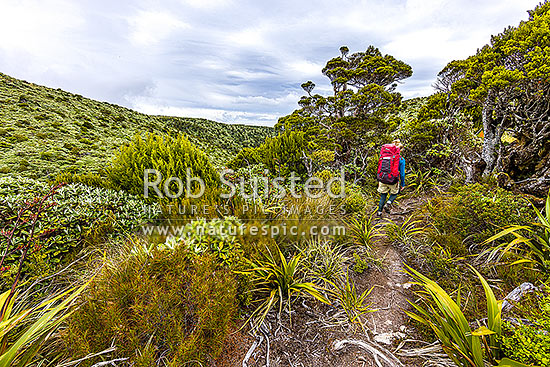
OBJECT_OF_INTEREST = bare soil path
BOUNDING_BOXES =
[225,195,432,367]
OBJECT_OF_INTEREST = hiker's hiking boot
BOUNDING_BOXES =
[384,201,392,214]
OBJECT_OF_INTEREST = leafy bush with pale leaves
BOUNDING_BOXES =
[166,216,244,268]
[0,177,158,280]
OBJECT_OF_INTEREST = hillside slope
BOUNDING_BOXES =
[0,72,273,179]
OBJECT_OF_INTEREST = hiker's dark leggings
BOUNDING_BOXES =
[379,192,398,211]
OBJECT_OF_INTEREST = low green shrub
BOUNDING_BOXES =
[481,191,550,274]
[422,243,463,287]
[166,216,244,268]
[299,239,346,283]
[228,129,308,176]
[34,113,50,121]
[35,132,49,139]
[227,147,261,169]
[352,252,370,274]
[343,191,366,214]
[0,177,158,284]
[425,183,533,254]
[11,133,28,142]
[16,160,30,172]
[53,171,112,189]
[499,292,550,366]
[108,133,219,199]
[64,243,237,366]
[39,151,55,161]
[334,183,369,215]
[228,164,274,202]
[81,120,94,130]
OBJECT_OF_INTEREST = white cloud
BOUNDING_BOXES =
[182,0,232,10]
[224,25,271,49]
[0,0,83,57]
[384,27,475,63]
[127,10,190,46]
[225,70,274,80]
[198,58,229,71]
[0,0,544,126]
[404,0,446,22]
[286,60,324,78]
[233,93,301,106]
[133,102,279,125]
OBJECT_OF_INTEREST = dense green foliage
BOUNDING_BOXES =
[0,177,157,284]
[0,72,272,179]
[228,129,309,176]
[64,243,237,366]
[406,266,530,367]
[425,183,533,253]
[393,93,481,172]
[257,46,412,180]
[479,191,550,281]
[499,292,550,366]
[167,216,244,268]
[2,3,550,366]
[435,2,550,194]
[108,133,219,198]
[395,184,539,324]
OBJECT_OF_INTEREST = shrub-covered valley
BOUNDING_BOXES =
[1,3,549,367]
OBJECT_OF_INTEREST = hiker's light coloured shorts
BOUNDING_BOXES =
[377,181,399,195]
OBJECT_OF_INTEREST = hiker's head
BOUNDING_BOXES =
[392,139,403,150]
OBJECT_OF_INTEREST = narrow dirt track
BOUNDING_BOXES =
[357,196,429,366]
[227,195,430,367]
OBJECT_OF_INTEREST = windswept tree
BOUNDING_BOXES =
[436,2,550,195]
[276,46,412,177]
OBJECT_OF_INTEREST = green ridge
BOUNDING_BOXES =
[0,72,273,179]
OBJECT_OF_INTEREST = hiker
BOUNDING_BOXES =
[376,139,405,216]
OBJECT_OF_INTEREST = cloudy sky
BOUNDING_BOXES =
[0,0,541,126]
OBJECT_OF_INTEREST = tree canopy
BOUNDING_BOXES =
[436,1,550,194]
[275,46,412,178]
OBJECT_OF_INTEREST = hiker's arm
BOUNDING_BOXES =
[399,159,405,187]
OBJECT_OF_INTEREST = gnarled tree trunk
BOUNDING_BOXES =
[481,93,506,177]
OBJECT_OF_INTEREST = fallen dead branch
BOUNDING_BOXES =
[332,339,405,367]
[243,333,264,367]
[394,340,454,367]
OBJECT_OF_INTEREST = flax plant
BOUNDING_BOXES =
[405,265,529,367]
[345,212,381,251]
[240,245,329,332]
[480,191,550,272]
[0,281,89,367]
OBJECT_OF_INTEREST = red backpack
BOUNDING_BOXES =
[377,144,401,184]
